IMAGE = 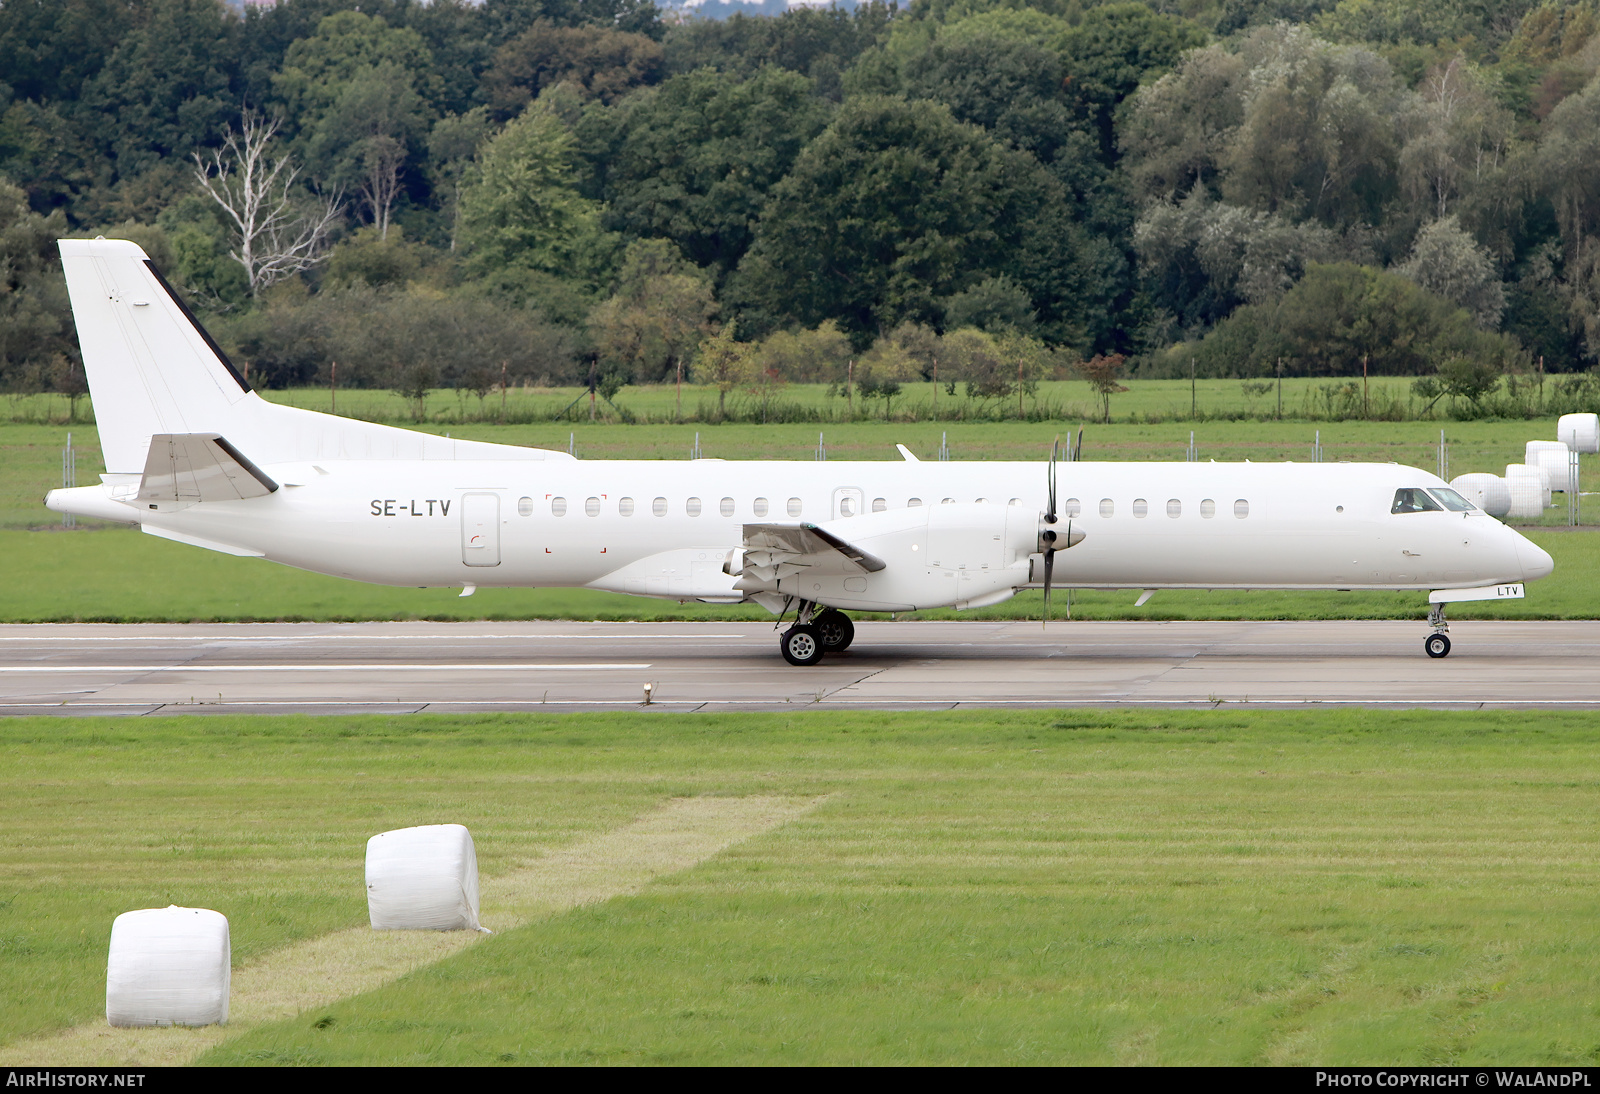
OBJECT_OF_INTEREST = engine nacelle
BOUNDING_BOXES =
[745,502,1048,612]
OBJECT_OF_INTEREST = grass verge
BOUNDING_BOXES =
[1,710,1598,1065]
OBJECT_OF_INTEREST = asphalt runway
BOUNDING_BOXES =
[1,619,1598,715]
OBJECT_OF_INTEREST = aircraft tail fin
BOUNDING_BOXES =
[59,239,256,474]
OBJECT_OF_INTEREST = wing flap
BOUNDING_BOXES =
[736,522,885,590]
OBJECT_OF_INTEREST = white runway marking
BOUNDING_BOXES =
[0,634,738,642]
[0,663,652,673]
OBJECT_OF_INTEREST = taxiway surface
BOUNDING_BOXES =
[0,619,1596,715]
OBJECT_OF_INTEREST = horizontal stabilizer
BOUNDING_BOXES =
[138,433,278,509]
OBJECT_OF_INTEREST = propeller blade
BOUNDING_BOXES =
[1041,544,1055,629]
[1046,435,1058,524]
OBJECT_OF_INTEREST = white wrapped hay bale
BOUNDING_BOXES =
[1558,413,1599,455]
[1504,465,1546,518]
[1525,441,1571,493]
[366,824,484,931]
[105,906,230,1028]
[1450,473,1512,518]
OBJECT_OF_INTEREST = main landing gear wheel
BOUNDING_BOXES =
[1424,633,1451,659]
[781,624,825,666]
[815,610,855,652]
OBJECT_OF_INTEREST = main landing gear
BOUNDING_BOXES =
[1424,603,1451,659]
[780,603,854,666]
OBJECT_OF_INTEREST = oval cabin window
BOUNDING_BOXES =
[753,497,769,517]
[585,497,600,517]
[1200,498,1216,519]
[1008,498,1021,506]
[840,496,855,516]
[908,497,923,507]
[872,497,887,512]
[1167,499,1181,518]
[619,497,635,516]
[720,497,735,517]
[1133,498,1148,518]
[686,497,702,517]
[517,497,533,517]
[652,497,667,517]
[1234,499,1250,518]
[1065,498,1081,517]
[1099,498,1114,518]
[551,497,567,517]
[787,497,802,517]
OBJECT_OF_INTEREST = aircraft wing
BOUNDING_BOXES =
[138,433,279,506]
[736,522,886,588]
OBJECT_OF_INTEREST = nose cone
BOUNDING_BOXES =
[1516,535,1554,582]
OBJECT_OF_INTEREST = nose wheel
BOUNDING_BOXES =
[1424,603,1451,658]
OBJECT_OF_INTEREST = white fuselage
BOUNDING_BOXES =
[52,456,1553,613]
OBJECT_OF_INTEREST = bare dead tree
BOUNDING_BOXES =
[194,112,342,297]
[358,135,406,241]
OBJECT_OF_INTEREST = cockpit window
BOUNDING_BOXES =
[1428,487,1476,512]
[1391,488,1443,514]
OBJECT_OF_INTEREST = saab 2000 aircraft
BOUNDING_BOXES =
[45,239,1553,664]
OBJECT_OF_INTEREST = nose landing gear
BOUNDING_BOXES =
[1424,603,1451,658]
[779,602,854,665]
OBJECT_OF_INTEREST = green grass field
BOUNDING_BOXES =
[2,376,1442,432]
[3,710,1599,1066]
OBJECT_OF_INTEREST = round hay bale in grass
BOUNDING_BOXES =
[1526,441,1571,493]
[105,906,230,1028]
[1558,413,1599,455]
[365,824,483,932]
[1450,473,1512,518]
[1504,465,1546,518]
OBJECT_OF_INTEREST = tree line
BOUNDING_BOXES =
[3,0,1600,422]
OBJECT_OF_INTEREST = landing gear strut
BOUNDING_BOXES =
[779,601,852,666]
[1424,603,1451,659]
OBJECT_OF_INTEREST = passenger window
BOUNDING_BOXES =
[585,497,600,517]
[1427,487,1474,512]
[551,496,567,517]
[941,497,955,505]
[1234,499,1250,518]
[840,496,855,516]
[754,497,769,517]
[517,497,533,517]
[787,497,802,517]
[1099,498,1114,518]
[872,497,887,512]
[1008,498,1021,506]
[1391,488,1442,514]
[619,497,634,517]
[908,497,923,507]
[1200,499,1216,519]
[1065,498,1081,517]
[1167,499,1181,518]
[720,497,735,517]
[686,497,702,517]
[652,497,667,517]
[1133,498,1148,518]
[975,497,989,504]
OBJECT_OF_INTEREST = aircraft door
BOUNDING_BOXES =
[461,492,501,567]
[832,487,864,519]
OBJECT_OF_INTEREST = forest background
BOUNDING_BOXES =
[6,0,1600,425]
